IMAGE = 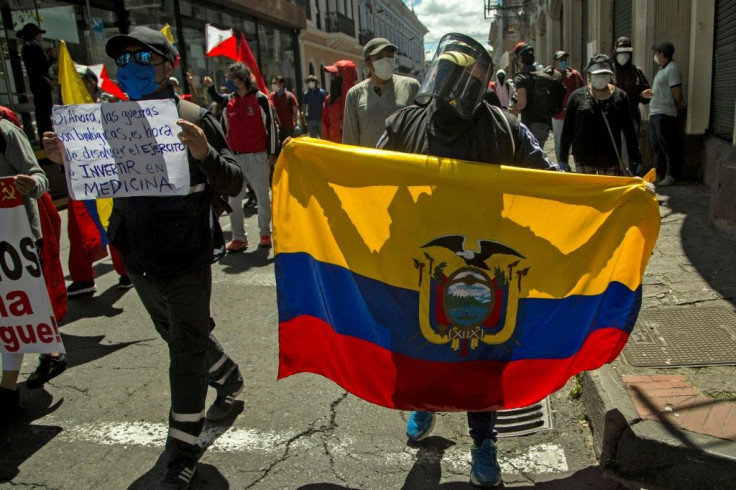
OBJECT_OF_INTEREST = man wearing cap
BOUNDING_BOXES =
[16,23,55,141]
[302,74,327,138]
[379,32,556,488]
[42,26,245,489]
[322,60,358,143]
[551,51,584,170]
[642,41,683,186]
[559,54,641,175]
[342,37,420,147]
[510,41,551,148]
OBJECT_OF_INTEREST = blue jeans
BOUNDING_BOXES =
[307,119,322,138]
[649,114,682,179]
[468,411,498,445]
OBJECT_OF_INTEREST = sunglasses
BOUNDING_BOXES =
[115,50,163,67]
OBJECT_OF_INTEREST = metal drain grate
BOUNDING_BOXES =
[623,307,736,368]
[496,397,551,437]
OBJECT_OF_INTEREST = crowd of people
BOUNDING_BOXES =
[2,20,684,489]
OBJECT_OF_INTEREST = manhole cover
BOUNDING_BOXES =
[496,397,551,437]
[623,307,736,367]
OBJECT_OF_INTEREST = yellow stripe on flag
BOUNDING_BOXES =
[272,138,660,300]
[161,24,175,44]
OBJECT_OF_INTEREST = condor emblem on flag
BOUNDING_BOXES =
[273,139,660,412]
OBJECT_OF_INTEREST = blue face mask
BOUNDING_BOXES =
[559,61,568,71]
[226,79,238,93]
[116,62,160,100]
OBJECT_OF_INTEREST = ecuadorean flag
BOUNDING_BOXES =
[57,41,112,250]
[274,139,660,412]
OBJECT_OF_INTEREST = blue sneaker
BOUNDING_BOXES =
[470,439,502,487]
[406,411,435,441]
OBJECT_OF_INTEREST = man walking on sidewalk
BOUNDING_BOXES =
[44,27,245,489]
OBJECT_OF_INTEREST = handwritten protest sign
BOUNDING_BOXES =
[0,178,65,355]
[53,100,190,199]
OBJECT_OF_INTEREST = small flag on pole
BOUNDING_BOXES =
[206,24,238,61]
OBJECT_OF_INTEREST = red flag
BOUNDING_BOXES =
[206,24,238,61]
[238,33,272,104]
[87,64,127,101]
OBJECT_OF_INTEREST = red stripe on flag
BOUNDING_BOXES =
[278,315,630,411]
[238,34,273,105]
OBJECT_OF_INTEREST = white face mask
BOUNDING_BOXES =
[653,54,660,65]
[371,57,394,81]
[616,53,630,66]
[591,74,610,90]
[307,81,316,89]
[271,83,280,92]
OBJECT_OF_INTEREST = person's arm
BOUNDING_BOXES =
[185,72,199,105]
[637,68,651,105]
[617,92,641,169]
[185,112,244,197]
[558,93,577,165]
[203,76,227,104]
[290,93,301,128]
[6,124,48,197]
[342,88,360,145]
[258,93,278,155]
[514,87,527,112]
[322,95,330,137]
[671,85,683,114]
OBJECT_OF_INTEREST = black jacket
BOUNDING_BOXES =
[380,101,555,171]
[108,96,243,276]
[559,86,641,169]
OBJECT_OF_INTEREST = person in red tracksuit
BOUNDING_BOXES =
[204,63,277,251]
[321,60,357,143]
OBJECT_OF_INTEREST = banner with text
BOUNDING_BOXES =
[53,100,190,199]
[0,178,66,355]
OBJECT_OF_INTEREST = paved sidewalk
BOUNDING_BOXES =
[581,183,736,489]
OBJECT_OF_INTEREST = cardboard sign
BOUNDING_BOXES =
[53,100,190,199]
[0,178,65,355]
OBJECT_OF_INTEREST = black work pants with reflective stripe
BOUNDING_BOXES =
[129,266,242,462]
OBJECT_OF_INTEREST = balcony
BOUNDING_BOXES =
[359,29,375,46]
[326,12,355,38]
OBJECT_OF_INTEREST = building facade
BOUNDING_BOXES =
[0,0,306,147]
[299,0,427,93]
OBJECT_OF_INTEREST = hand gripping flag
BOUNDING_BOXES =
[57,40,112,256]
[206,24,238,61]
[238,33,273,105]
[273,139,661,412]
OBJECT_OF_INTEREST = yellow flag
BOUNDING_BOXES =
[161,24,175,44]
[57,40,93,105]
[56,40,112,229]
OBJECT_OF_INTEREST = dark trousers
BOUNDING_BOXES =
[649,114,683,180]
[467,411,498,446]
[129,267,242,462]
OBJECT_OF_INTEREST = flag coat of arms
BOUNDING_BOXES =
[273,139,660,412]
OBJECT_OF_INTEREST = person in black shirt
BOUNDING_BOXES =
[559,54,641,175]
[16,23,55,141]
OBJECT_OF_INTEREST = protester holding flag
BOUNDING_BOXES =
[0,112,52,422]
[378,33,557,487]
[43,26,245,488]
[204,63,277,250]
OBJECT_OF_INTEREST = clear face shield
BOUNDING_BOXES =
[416,33,494,119]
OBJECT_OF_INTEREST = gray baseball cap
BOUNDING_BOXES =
[363,37,397,59]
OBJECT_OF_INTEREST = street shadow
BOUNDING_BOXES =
[657,184,736,309]
[127,403,243,490]
[14,385,64,424]
[61,284,126,323]
[61,332,157,368]
[0,423,63,482]
[217,247,274,275]
[402,436,457,488]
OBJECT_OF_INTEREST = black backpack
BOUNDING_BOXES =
[529,66,567,119]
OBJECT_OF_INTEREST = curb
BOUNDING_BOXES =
[582,365,736,490]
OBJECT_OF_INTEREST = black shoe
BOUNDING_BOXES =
[157,459,197,489]
[206,382,244,422]
[26,354,68,389]
[117,275,134,290]
[67,281,96,297]
[244,199,258,209]
[0,387,25,423]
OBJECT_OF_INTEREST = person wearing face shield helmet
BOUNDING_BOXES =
[378,32,556,489]
[559,54,641,175]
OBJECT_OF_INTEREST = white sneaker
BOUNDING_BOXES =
[657,175,675,187]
